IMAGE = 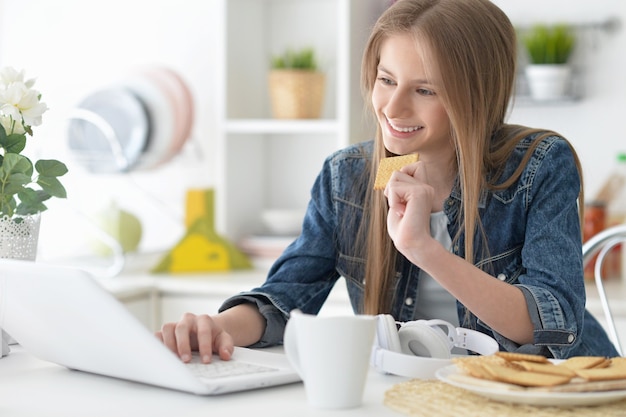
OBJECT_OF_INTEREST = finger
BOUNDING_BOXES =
[158,322,179,354]
[174,313,197,363]
[195,314,216,363]
[398,160,420,176]
[384,175,407,216]
[214,330,235,361]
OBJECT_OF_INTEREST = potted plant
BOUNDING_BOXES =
[0,66,68,260]
[268,47,325,119]
[521,23,576,101]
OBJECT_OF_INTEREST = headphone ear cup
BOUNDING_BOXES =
[375,314,402,353]
[398,322,452,359]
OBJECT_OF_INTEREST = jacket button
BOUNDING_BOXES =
[568,334,575,343]
[497,273,506,281]
[405,298,413,306]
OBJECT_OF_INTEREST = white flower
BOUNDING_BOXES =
[0,66,68,218]
[0,67,35,89]
[0,114,19,135]
[0,67,47,135]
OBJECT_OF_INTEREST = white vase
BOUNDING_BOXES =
[525,64,572,101]
[0,212,41,358]
[0,213,41,261]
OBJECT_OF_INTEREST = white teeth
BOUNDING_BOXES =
[388,120,422,133]
[396,126,421,133]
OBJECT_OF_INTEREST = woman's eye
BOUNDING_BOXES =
[417,88,435,96]
[378,77,395,86]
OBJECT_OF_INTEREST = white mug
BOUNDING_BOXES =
[284,310,376,409]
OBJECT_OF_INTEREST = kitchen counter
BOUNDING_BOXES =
[95,268,626,352]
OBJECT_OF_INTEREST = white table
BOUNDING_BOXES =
[0,346,410,417]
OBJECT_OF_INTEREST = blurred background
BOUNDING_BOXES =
[0,0,624,270]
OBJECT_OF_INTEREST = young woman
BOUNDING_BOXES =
[157,0,619,363]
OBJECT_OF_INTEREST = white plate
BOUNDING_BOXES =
[436,364,626,407]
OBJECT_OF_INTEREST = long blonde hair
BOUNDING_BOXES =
[357,0,584,314]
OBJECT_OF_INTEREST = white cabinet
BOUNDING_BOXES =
[215,0,386,241]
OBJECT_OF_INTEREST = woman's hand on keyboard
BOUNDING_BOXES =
[155,303,265,364]
[156,312,233,364]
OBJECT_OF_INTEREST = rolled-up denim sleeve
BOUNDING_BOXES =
[485,286,554,357]
[219,293,288,348]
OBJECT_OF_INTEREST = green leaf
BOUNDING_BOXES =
[35,159,69,177]
[0,195,17,218]
[16,188,48,215]
[0,154,33,194]
[0,153,33,176]
[37,175,67,198]
[271,47,318,70]
[0,133,27,154]
[2,173,31,194]
[0,128,68,217]
[522,23,575,65]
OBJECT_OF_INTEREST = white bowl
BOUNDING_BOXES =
[260,209,306,236]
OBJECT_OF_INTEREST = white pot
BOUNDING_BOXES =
[0,213,41,261]
[525,64,572,101]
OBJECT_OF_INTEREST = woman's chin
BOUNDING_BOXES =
[383,139,419,156]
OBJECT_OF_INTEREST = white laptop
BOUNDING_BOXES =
[0,259,300,395]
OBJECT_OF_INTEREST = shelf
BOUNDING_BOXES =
[216,0,386,241]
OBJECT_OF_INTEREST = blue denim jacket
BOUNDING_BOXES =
[221,134,618,358]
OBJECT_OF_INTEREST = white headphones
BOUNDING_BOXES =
[370,314,499,379]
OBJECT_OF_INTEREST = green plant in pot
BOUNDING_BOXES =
[268,47,325,119]
[521,23,576,101]
[0,66,68,260]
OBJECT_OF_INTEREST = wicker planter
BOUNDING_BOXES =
[268,69,325,119]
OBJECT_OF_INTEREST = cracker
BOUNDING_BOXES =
[450,354,626,392]
[482,363,572,387]
[515,360,576,378]
[558,356,608,371]
[495,351,549,364]
[453,360,496,380]
[609,357,626,369]
[575,364,626,382]
[373,153,419,190]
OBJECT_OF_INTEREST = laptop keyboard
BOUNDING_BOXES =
[186,359,279,380]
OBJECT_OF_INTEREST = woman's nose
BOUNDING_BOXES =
[386,88,413,118]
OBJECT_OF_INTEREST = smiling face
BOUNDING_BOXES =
[371,33,453,160]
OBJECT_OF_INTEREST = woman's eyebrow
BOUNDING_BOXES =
[377,65,434,84]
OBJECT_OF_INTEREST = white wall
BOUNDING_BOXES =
[0,0,624,262]
[0,0,219,259]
